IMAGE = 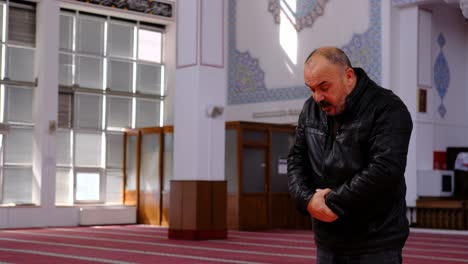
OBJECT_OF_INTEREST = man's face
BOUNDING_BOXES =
[304,56,354,116]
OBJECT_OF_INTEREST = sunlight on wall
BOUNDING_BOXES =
[279,10,298,65]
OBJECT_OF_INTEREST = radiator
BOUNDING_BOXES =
[79,206,137,226]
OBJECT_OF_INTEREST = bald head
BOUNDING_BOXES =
[305,47,352,69]
[303,47,357,116]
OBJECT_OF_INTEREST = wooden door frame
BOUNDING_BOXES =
[123,129,140,207]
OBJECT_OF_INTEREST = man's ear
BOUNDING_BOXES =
[345,67,355,86]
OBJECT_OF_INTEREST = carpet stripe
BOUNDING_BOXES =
[1,225,468,264]
[0,247,134,264]
[0,232,313,263]
[3,230,313,258]
[0,238,269,264]
[404,253,468,263]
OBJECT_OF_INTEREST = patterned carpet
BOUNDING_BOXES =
[0,225,466,263]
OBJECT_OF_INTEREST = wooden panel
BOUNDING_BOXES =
[239,194,268,230]
[182,181,197,230]
[124,191,137,206]
[169,181,183,229]
[270,193,291,229]
[416,198,467,230]
[416,198,465,209]
[196,182,212,230]
[138,191,161,225]
[227,193,239,229]
[212,181,227,230]
[161,191,170,226]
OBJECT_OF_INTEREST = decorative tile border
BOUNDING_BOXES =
[75,0,174,19]
[267,0,329,32]
[391,0,425,7]
[434,33,450,118]
[228,0,382,105]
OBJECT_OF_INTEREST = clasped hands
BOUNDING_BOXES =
[307,188,338,222]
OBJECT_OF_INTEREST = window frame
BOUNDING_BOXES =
[56,8,166,206]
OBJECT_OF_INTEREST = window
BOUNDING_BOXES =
[0,1,36,205]
[74,168,103,203]
[56,9,165,205]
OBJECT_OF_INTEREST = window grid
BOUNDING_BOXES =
[0,1,36,205]
[57,9,165,205]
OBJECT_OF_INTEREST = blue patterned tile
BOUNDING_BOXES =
[434,33,450,118]
[267,0,329,32]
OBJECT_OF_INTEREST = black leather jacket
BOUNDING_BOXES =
[288,68,413,254]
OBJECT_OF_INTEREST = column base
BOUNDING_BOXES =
[168,229,227,240]
[168,180,227,240]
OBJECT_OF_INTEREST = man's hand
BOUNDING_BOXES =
[307,188,338,222]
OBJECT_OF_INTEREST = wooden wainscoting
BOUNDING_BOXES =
[169,180,227,240]
[239,194,268,230]
[416,198,467,230]
[270,193,293,229]
[227,193,239,230]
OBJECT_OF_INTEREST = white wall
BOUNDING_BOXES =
[431,5,468,151]
[164,22,176,125]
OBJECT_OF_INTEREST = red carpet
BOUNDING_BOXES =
[0,225,466,263]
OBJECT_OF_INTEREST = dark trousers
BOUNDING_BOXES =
[316,248,402,264]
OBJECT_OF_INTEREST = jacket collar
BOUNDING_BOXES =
[343,67,369,116]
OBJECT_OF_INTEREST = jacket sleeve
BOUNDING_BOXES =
[324,100,413,217]
[288,107,315,215]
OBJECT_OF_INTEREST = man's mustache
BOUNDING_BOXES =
[318,100,332,108]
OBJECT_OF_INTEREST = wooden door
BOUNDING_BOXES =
[269,129,295,228]
[240,146,269,230]
[138,128,163,225]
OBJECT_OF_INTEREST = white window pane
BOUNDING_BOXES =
[4,127,32,164]
[125,135,137,191]
[107,133,123,168]
[163,133,173,191]
[136,99,159,128]
[75,132,102,167]
[109,22,134,58]
[75,171,100,201]
[7,46,35,82]
[56,168,72,204]
[6,86,33,123]
[59,14,73,51]
[3,167,32,204]
[108,59,132,92]
[0,4,3,42]
[77,56,103,89]
[59,53,73,86]
[106,169,123,204]
[75,93,102,129]
[56,130,71,166]
[107,96,131,129]
[137,63,161,95]
[138,29,161,63]
[140,134,160,192]
[77,16,104,55]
